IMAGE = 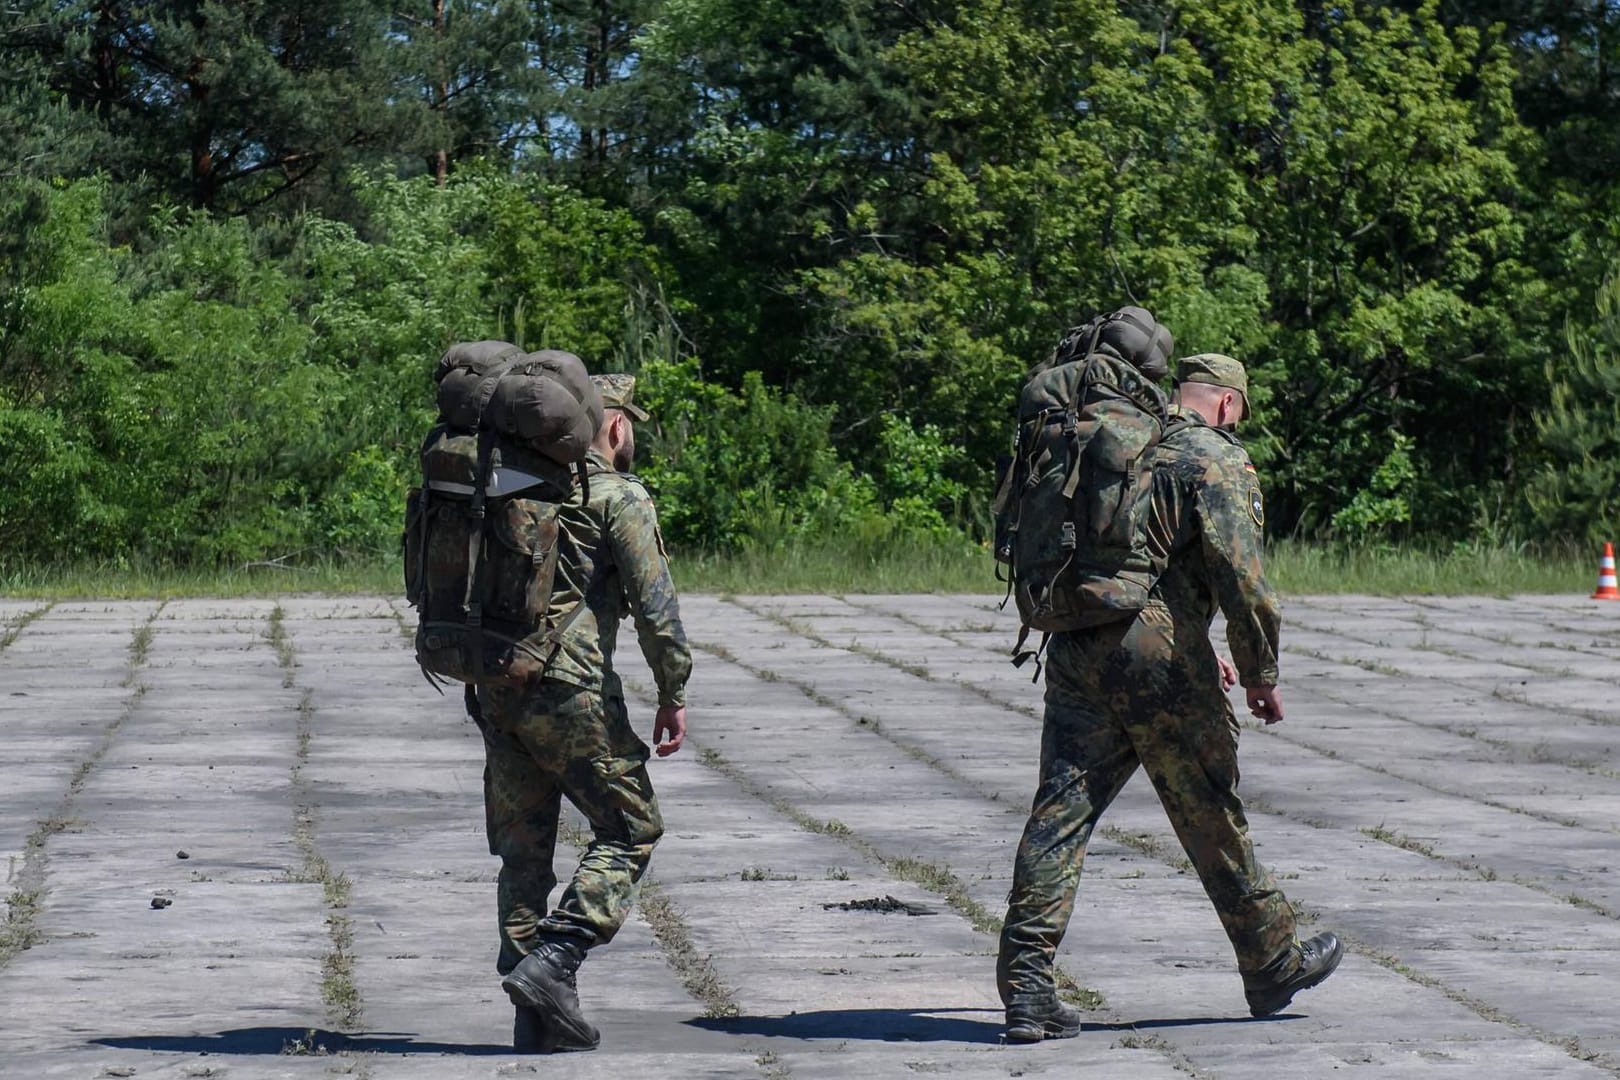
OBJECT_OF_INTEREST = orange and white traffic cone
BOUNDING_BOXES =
[1593,543,1620,600]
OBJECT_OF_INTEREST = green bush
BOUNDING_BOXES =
[635,360,882,550]
[0,172,688,568]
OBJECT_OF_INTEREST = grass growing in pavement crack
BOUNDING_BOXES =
[1346,933,1620,1074]
[129,622,154,668]
[0,602,52,652]
[280,631,365,1032]
[2,606,161,969]
[1359,822,1618,916]
[1,887,43,962]
[388,604,415,648]
[691,745,1108,1012]
[1102,825,1194,874]
[1359,824,1438,859]
[557,821,748,1024]
[687,638,1002,804]
[638,880,741,1019]
[267,604,297,687]
[1114,1031,1207,1075]
[321,905,362,1029]
[722,597,1043,723]
[755,1049,792,1080]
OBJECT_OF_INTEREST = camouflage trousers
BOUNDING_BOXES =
[998,603,1297,1004]
[475,677,664,975]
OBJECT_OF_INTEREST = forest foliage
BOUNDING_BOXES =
[2,0,1619,567]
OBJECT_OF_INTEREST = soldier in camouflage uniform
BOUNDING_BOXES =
[997,354,1340,1042]
[480,373,691,1053]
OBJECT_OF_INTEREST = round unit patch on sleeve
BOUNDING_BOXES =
[1249,486,1265,527]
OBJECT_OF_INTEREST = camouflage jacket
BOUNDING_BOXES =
[1143,407,1282,687]
[543,450,692,706]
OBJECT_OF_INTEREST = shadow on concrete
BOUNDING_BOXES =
[692,1009,1277,1045]
[690,1008,1004,1044]
[95,1028,513,1056]
[1085,1014,1285,1031]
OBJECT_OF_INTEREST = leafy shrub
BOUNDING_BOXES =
[874,414,969,538]
[1331,432,1416,548]
[635,360,881,551]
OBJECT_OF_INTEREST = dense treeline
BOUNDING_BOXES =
[1,0,1618,567]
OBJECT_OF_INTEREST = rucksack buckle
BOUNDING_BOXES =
[1060,521,1076,551]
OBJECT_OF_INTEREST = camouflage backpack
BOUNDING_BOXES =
[402,341,604,689]
[992,307,1174,667]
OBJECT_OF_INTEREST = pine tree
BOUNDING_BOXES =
[388,1,535,184]
[5,1,406,212]
[1529,271,1620,543]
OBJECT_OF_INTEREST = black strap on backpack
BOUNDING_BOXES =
[458,352,526,684]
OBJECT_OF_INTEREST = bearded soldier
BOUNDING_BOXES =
[997,352,1340,1041]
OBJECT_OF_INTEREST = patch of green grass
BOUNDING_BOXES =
[0,559,403,600]
[674,538,991,595]
[0,538,1596,598]
[1265,540,1586,596]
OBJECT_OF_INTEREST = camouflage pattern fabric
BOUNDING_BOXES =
[473,446,688,971]
[544,449,691,706]
[997,409,1296,1004]
[1142,407,1281,687]
[476,679,663,971]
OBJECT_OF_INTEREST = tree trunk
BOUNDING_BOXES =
[190,79,214,209]
[186,6,214,208]
[92,1,120,118]
[431,0,449,186]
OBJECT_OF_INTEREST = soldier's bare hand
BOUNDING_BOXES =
[1246,686,1283,724]
[1217,655,1238,691]
[653,705,687,756]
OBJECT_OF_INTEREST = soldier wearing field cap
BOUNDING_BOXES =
[1175,352,1251,421]
[490,371,689,1053]
[997,352,1340,1041]
[592,372,651,423]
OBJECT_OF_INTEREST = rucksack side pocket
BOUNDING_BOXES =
[485,497,563,628]
[1076,399,1156,555]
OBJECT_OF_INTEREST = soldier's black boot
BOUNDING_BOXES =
[502,934,600,1051]
[1244,931,1343,1018]
[1004,995,1082,1043]
[512,1004,554,1053]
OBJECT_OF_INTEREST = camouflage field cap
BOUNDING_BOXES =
[591,373,650,421]
[1176,353,1250,419]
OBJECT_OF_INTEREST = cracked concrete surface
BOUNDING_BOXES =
[3,593,1620,1079]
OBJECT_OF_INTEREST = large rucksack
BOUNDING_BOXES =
[402,341,604,689]
[992,308,1174,665]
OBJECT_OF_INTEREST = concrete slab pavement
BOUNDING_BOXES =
[2,591,1619,1078]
